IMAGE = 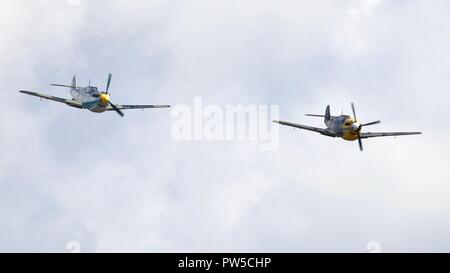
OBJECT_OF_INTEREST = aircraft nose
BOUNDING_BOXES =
[100,93,110,104]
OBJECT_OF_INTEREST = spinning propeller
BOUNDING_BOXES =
[94,73,124,117]
[350,102,380,151]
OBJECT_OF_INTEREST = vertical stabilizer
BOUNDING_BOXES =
[325,105,331,122]
[71,75,77,89]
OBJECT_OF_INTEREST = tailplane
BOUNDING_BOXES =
[51,75,77,89]
[305,105,331,122]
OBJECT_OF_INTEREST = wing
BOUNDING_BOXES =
[19,90,82,109]
[360,132,422,139]
[273,120,336,137]
[105,104,170,111]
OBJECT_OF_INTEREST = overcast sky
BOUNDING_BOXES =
[1,0,450,252]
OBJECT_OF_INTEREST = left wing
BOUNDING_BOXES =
[273,120,337,137]
[360,132,421,139]
[106,104,170,111]
[19,90,83,109]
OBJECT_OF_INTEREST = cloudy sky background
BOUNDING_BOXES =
[1,0,450,252]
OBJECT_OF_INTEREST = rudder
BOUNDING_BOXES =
[71,75,77,89]
[325,105,331,122]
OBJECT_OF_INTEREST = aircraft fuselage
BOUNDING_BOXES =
[325,115,360,141]
[70,86,109,113]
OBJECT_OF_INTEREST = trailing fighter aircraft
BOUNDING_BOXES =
[273,103,421,151]
[19,73,170,117]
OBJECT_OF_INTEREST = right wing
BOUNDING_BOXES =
[273,120,336,137]
[360,132,422,139]
[105,104,170,111]
[19,90,83,109]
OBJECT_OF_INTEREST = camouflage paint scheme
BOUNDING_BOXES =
[274,105,421,150]
[20,75,170,116]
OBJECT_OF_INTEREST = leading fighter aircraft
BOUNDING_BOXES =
[273,103,421,151]
[19,73,170,117]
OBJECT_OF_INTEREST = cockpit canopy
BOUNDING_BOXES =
[342,115,353,126]
[87,86,99,94]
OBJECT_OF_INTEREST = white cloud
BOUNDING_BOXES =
[0,0,449,252]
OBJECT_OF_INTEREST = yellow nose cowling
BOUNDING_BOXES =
[100,93,110,105]
[341,118,359,141]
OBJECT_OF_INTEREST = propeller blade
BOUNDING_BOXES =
[106,73,112,94]
[361,120,381,127]
[351,102,357,122]
[357,132,363,151]
[109,102,124,117]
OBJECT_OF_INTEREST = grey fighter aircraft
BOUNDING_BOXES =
[19,73,170,117]
[273,103,421,151]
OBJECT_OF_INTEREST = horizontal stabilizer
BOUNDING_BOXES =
[305,114,326,117]
[51,84,75,88]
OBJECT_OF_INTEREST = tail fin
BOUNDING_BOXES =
[51,75,77,89]
[71,75,76,89]
[325,105,331,122]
